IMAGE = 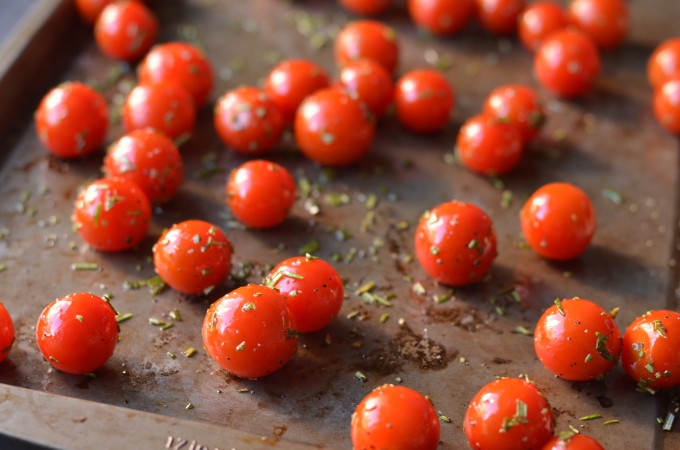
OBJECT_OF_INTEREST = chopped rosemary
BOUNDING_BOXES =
[185,403,194,410]
[412,282,426,295]
[554,298,565,316]
[602,188,623,205]
[579,414,602,421]
[182,346,197,358]
[235,341,246,351]
[282,270,304,280]
[71,262,100,271]
[242,302,257,312]
[584,354,593,363]
[379,313,389,323]
[595,332,615,363]
[323,193,350,207]
[515,326,533,336]
[115,313,133,323]
[75,315,84,323]
[0,264,7,273]
[159,322,174,331]
[354,371,368,382]
[169,309,181,321]
[603,419,619,426]
[654,320,668,338]
[355,281,376,296]
[501,400,529,431]
[299,238,319,254]
[365,194,378,210]
[167,352,176,359]
[439,414,452,424]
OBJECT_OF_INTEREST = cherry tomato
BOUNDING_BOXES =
[94,0,158,62]
[534,298,621,381]
[621,310,680,391]
[0,302,15,363]
[568,0,629,50]
[534,29,601,98]
[123,82,196,141]
[518,2,569,52]
[414,200,497,286]
[265,255,344,333]
[648,38,680,90]
[202,284,297,379]
[520,182,596,260]
[335,20,399,74]
[394,69,454,134]
[484,84,545,143]
[138,42,214,107]
[226,160,296,229]
[35,82,108,159]
[295,88,375,166]
[340,0,392,16]
[464,378,555,450]
[456,114,524,175]
[75,0,143,25]
[103,129,183,204]
[408,0,475,36]
[338,58,393,118]
[153,220,233,295]
[36,292,119,375]
[475,0,526,35]
[72,177,151,252]
[542,433,605,450]
[214,86,285,154]
[653,78,680,134]
[264,59,330,123]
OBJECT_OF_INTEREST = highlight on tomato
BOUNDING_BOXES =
[648,38,680,90]
[653,78,680,134]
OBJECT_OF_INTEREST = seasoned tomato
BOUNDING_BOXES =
[464,378,555,450]
[265,255,344,333]
[36,292,119,374]
[475,0,526,35]
[72,177,151,252]
[534,298,621,381]
[483,84,545,143]
[568,0,629,50]
[414,200,497,286]
[202,284,297,379]
[295,88,375,166]
[340,0,392,16]
[138,42,214,106]
[534,29,601,98]
[338,58,393,118]
[214,86,285,154]
[103,129,183,204]
[0,301,14,363]
[351,384,440,450]
[35,82,108,158]
[456,114,524,175]
[94,0,158,61]
[408,0,475,36]
[621,310,680,391]
[519,1,569,52]
[542,433,605,450]
[264,59,330,123]
[394,69,454,133]
[226,160,296,229]
[648,38,680,90]
[653,78,680,134]
[153,220,233,295]
[335,20,399,73]
[520,182,596,260]
[75,0,143,25]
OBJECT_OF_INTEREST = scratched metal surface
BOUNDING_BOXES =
[0,0,679,448]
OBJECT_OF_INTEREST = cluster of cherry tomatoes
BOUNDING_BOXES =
[650,38,680,134]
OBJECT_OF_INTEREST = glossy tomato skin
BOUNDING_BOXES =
[202,285,297,379]
[521,182,596,260]
[104,129,183,204]
[653,78,680,134]
[519,2,569,52]
[226,160,296,229]
[214,86,285,154]
[568,0,629,50]
[415,201,497,286]
[338,58,393,118]
[35,82,108,158]
[621,310,680,390]
[123,82,196,141]
[94,1,158,61]
[395,69,454,133]
[73,177,151,252]
[36,293,119,374]
[408,0,475,36]
[264,59,330,123]
[153,220,232,295]
[0,302,15,363]
[335,20,399,74]
[464,378,555,450]
[138,42,214,106]
[542,434,605,450]
[295,88,375,166]
[340,0,392,16]
[475,0,526,35]
[351,384,440,450]
[534,298,621,381]
[266,256,344,333]
[456,114,524,175]
[648,38,680,90]
[484,84,545,143]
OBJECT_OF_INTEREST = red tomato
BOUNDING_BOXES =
[520,182,596,260]
[456,114,524,175]
[0,302,14,363]
[414,200,497,286]
[568,0,629,50]
[340,0,392,16]
[394,69,454,133]
[338,58,393,118]
[465,378,555,450]
[226,160,296,229]
[542,433,605,450]
[483,84,545,143]
[351,384,440,450]
[153,220,233,295]
[94,0,158,61]
[36,292,119,374]
[653,78,680,134]
[214,86,285,154]
[123,82,196,141]
[138,42,214,106]
[519,2,569,52]
[35,82,108,159]
[648,38,680,90]
[295,88,375,166]
[72,177,151,252]
[534,29,601,98]
[621,310,680,391]
[408,0,475,36]
[335,20,399,74]
[75,0,143,25]
[475,0,526,35]
[202,284,297,379]
[534,298,622,381]
[103,129,183,204]
[265,255,344,333]
[264,59,331,123]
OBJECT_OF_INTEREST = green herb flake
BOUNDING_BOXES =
[167,352,176,359]
[645,362,655,373]
[557,430,576,441]
[235,341,246,351]
[554,298,565,316]
[412,282,426,296]
[430,245,440,256]
[242,302,257,312]
[323,192,350,207]
[237,388,250,393]
[114,312,133,323]
[0,264,7,273]
[169,309,182,321]
[159,322,174,331]
[299,238,320,254]
[182,346,197,358]
[501,400,529,432]
[595,332,615,363]
[379,313,389,323]
[48,356,60,363]
[584,353,593,363]
[579,414,602,421]
[654,320,668,338]
[514,326,533,336]
[148,318,163,326]
[603,419,620,426]
[185,403,194,410]
[70,262,100,271]
[365,194,379,210]
[602,188,623,205]
[282,270,304,280]
[439,414,453,424]
[75,315,84,323]
[501,190,513,209]
[355,281,376,296]
[354,371,368,382]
